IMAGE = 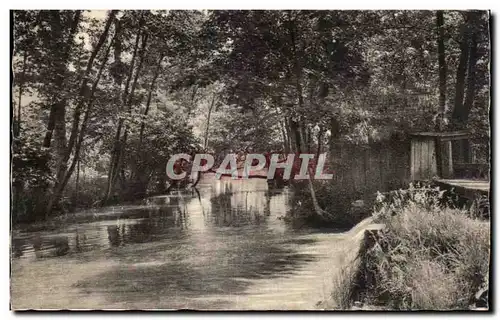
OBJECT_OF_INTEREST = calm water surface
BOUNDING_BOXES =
[11,174,349,310]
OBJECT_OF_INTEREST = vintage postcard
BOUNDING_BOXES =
[10,9,491,311]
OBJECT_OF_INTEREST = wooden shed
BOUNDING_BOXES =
[410,131,472,181]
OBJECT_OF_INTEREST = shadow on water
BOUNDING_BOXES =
[73,241,316,305]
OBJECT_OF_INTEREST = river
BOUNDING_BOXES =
[11,174,354,310]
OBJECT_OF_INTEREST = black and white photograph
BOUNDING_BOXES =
[9,7,491,311]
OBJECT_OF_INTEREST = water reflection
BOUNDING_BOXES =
[107,226,121,247]
[12,175,326,308]
[12,176,299,260]
[12,234,71,259]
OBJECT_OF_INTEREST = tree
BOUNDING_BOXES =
[11,10,490,223]
[45,10,117,215]
[436,11,447,130]
[41,10,82,149]
[451,11,489,130]
[201,10,369,219]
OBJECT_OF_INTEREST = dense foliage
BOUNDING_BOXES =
[12,10,490,222]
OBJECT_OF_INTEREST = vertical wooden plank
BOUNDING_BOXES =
[447,140,454,178]
[441,140,454,178]
[421,139,429,180]
[425,139,430,178]
[416,139,422,180]
[426,139,432,179]
[414,139,420,181]
[411,139,416,180]
[434,137,442,178]
[405,140,412,184]
[423,139,428,178]
[429,139,438,178]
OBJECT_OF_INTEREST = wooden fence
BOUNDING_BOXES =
[328,140,411,200]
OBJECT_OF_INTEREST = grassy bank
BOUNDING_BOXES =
[330,185,490,310]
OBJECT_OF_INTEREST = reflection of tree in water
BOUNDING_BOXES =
[209,191,271,227]
[12,195,199,255]
[14,179,321,307]
[13,234,71,258]
[12,183,287,260]
[75,180,319,306]
[74,231,91,252]
[11,238,25,258]
[105,204,191,247]
[107,226,122,247]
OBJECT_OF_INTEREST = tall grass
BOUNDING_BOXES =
[329,184,490,310]
[329,265,358,310]
[365,185,490,310]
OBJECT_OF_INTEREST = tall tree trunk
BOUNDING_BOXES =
[461,20,479,163]
[283,116,293,152]
[15,51,28,137]
[42,10,81,148]
[452,12,481,132]
[436,10,447,131]
[316,125,325,161]
[131,54,165,195]
[463,24,479,125]
[73,158,80,207]
[189,85,199,115]
[289,117,301,152]
[104,25,142,204]
[280,121,289,153]
[204,93,217,150]
[47,30,115,215]
[12,36,23,218]
[126,33,149,111]
[53,98,68,181]
[42,13,78,208]
[139,54,164,144]
[45,12,115,216]
[452,20,470,129]
[114,32,148,189]
[287,12,333,220]
[305,125,311,153]
[156,163,167,194]
[66,10,116,161]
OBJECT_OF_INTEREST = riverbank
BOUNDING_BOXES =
[326,185,490,310]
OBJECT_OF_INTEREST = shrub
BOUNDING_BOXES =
[289,180,367,228]
[359,184,490,310]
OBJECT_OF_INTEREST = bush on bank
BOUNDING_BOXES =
[331,185,490,310]
[289,180,369,228]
